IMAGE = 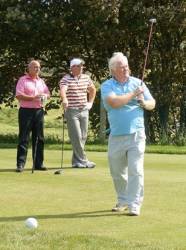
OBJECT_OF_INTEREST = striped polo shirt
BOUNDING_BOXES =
[60,73,93,108]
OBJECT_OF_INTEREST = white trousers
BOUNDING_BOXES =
[108,130,146,212]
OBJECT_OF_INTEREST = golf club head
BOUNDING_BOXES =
[54,169,63,175]
[149,18,157,24]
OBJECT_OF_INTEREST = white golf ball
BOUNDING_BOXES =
[25,217,38,229]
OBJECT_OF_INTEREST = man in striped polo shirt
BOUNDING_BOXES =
[60,58,96,168]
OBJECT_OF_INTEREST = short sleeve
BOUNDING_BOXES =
[42,79,50,95]
[59,75,68,90]
[16,77,25,96]
[101,80,115,101]
[87,75,93,87]
[143,83,154,101]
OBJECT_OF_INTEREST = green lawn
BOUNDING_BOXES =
[0,149,186,249]
[1,106,186,154]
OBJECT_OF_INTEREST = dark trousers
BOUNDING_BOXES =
[17,107,44,168]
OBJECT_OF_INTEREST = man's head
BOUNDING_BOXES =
[70,58,84,76]
[108,52,130,79]
[28,60,41,78]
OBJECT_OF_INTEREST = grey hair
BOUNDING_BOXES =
[108,52,128,75]
[28,60,40,68]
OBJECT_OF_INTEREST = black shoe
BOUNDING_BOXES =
[16,165,24,173]
[34,166,47,171]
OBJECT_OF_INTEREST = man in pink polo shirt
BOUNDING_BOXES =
[16,60,50,172]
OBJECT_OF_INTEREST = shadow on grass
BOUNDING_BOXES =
[0,210,132,222]
[0,169,16,172]
[0,166,97,173]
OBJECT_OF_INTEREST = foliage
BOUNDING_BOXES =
[0,0,185,144]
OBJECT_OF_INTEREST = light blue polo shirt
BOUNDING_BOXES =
[101,76,154,136]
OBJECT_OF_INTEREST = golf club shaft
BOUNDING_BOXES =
[54,110,65,174]
[141,21,155,83]
[60,112,65,169]
[32,136,38,174]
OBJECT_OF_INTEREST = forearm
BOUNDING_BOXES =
[16,95,34,101]
[106,86,144,108]
[60,87,68,110]
[88,86,96,103]
[107,92,136,108]
[45,92,50,99]
[60,88,67,102]
[141,99,156,110]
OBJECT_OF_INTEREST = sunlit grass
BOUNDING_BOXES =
[0,106,186,154]
[0,149,186,249]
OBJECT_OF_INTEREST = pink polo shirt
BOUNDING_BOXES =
[16,74,50,108]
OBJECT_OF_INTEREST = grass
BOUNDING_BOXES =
[1,142,186,155]
[0,105,65,141]
[1,105,186,154]
[0,149,186,249]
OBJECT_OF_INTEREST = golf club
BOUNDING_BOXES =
[32,95,47,174]
[138,18,156,105]
[141,18,157,83]
[54,112,65,174]
[32,136,38,174]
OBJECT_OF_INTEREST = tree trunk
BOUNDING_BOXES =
[158,104,170,143]
[99,100,107,143]
[179,85,186,136]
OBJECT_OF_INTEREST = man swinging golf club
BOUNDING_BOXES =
[101,19,156,216]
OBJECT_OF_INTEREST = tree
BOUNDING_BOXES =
[0,0,185,144]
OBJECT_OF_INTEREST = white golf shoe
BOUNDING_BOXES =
[112,204,128,212]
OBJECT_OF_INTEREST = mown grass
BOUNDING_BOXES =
[0,142,186,154]
[0,105,66,142]
[0,106,186,154]
[0,149,186,250]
